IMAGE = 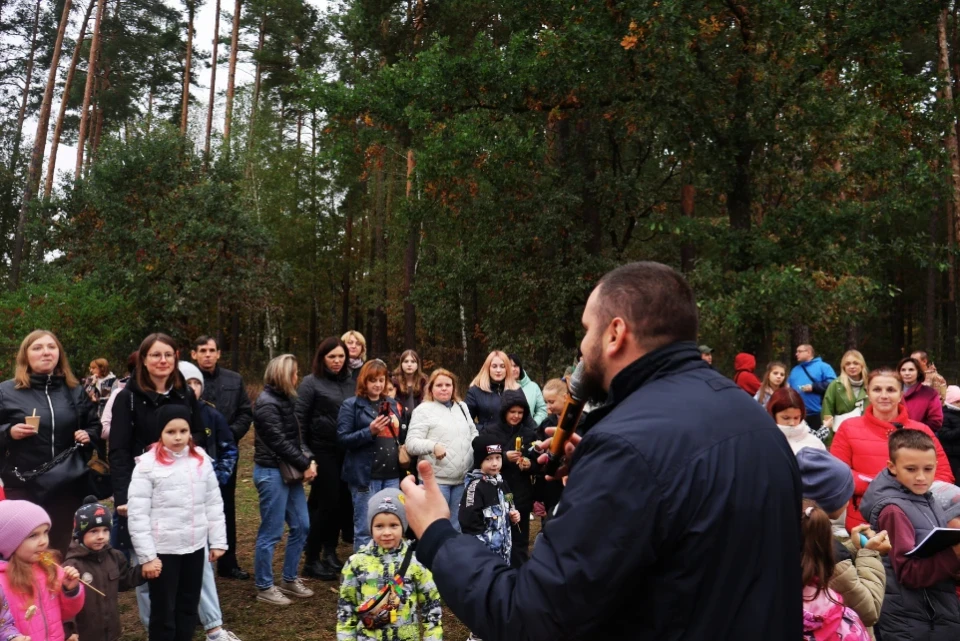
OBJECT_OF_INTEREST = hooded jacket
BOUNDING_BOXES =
[830,404,953,532]
[108,375,206,507]
[0,562,84,641]
[404,400,478,486]
[859,469,960,640]
[127,445,227,564]
[199,365,253,443]
[903,383,944,431]
[0,374,100,490]
[416,342,803,641]
[517,373,548,426]
[295,367,355,452]
[733,353,761,396]
[788,356,837,414]
[459,469,513,562]
[62,540,145,641]
[483,390,541,512]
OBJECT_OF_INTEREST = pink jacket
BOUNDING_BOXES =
[903,383,943,431]
[0,562,85,641]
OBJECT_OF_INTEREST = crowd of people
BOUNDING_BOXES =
[6,312,960,640]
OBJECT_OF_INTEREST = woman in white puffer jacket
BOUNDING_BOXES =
[404,368,478,531]
[128,404,227,641]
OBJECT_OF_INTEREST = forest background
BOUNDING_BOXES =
[0,0,958,384]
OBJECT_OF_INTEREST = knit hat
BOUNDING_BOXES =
[0,500,51,560]
[931,481,960,521]
[795,448,855,514]
[946,385,960,407]
[178,361,205,394]
[74,495,113,542]
[473,433,504,469]
[156,404,192,431]
[367,488,408,533]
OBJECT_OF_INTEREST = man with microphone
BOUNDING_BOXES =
[401,261,802,640]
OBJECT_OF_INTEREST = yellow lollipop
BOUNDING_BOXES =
[38,551,105,597]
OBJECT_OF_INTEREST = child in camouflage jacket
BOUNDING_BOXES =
[336,488,442,641]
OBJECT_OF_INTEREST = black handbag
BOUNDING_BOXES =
[13,443,89,503]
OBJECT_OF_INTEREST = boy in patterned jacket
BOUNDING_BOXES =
[459,434,522,563]
[337,488,442,641]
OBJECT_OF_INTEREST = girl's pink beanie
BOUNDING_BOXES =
[0,500,51,560]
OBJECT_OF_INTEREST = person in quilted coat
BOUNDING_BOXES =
[127,404,226,641]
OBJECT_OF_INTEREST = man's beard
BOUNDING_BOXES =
[579,341,608,406]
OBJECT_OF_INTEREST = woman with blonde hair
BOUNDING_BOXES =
[822,351,870,440]
[0,329,100,553]
[252,354,317,605]
[405,369,478,529]
[340,330,366,378]
[465,351,519,432]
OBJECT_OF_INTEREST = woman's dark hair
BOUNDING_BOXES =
[312,337,348,377]
[766,388,806,422]
[126,351,139,375]
[508,353,525,380]
[393,349,427,397]
[896,357,926,385]
[801,499,836,601]
[136,333,182,392]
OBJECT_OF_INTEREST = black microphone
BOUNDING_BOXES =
[543,361,586,477]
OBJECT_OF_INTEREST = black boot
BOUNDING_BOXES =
[323,549,344,571]
[303,560,338,581]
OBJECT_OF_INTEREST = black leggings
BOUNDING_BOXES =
[148,548,205,641]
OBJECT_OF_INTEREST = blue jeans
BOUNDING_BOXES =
[437,483,464,532]
[350,478,400,550]
[136,543,224,631]
[253,464,310,590]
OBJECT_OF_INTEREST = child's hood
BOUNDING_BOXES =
[65,539,111,562]
[464,469,501,486]
[499,389,530,423]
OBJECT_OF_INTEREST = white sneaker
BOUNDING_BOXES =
[278,577,314,598]
[256,586,292,606]
[221,632,242,641]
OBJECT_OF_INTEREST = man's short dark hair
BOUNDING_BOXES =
[889,428,936,461]
[595,262,698,350]
[193,335,219,351]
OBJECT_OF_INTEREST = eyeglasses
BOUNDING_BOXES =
[147,352,176,361]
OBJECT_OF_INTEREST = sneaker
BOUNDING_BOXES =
[278,578,314,598]
[466,635,483,641]
[256,586,292,606]
[221,631,242,641]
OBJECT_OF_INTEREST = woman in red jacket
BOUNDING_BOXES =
[898,356,943,431]
[830,367,954,533]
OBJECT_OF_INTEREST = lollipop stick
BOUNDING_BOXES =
[39,553,106,596]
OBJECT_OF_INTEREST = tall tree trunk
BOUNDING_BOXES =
[403,148,417,349]
[75,0,107,180]
[9,0,41,181]
[11,0,73,288]
[44,0,95,198]
[341,190,354,333]
[938,8,960,356]
[222,0,240,147]
[203,0,220,163]
[680,183,695,272]
[247,15,265,149]
[180,1,196,136]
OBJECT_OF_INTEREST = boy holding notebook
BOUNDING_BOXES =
[860,429,960,639]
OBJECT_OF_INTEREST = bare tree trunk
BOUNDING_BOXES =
[939,8,960,357]
[680,183,695,272]
[75,0,107,180]
[403,148,417,349]
[248,15,265,147]
[44,0,95,198]
[180,1,196,135]
[8,0,41,181]
[203,0,220,163]
[222,0,240,146]
[11,0,73,288]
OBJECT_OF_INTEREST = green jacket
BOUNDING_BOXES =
[821,378,869,419]
[337,539,442,641]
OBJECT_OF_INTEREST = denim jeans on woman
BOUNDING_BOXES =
[437,483,464,532]
[349,478,400,550]
[253,464,310,589]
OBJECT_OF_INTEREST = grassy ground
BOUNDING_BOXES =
[117,430,538,640]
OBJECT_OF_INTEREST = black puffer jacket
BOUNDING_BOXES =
[295,367,354,452]
[109,375,206,506]
[466,381,507,432]
[0,374,100,489]
[937,405,960,480]
[200,365,253,442]
[484,390,541,512]
[254,385,313,470]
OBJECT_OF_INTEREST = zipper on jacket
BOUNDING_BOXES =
[45,375,56,460]
[39,588,49,640]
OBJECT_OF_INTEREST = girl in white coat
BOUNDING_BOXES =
[128,404,227,641]
[404,369,478,530]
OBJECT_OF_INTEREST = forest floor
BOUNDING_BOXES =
[117,429,540,640]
